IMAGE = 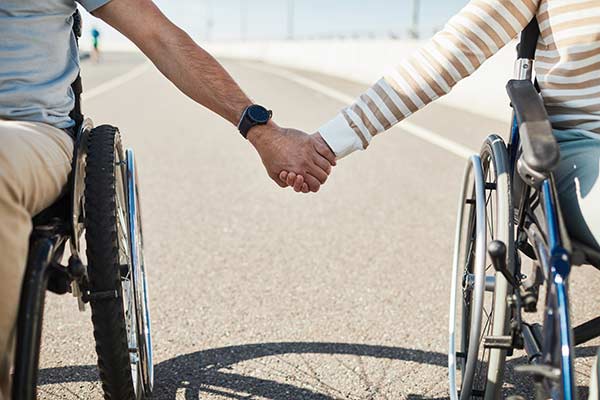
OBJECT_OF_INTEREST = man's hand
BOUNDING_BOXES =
[278,132,336,193]
[248,124,336,193]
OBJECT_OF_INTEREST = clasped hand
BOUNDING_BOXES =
[249,122,335,193]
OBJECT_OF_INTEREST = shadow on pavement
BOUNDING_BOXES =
[38,342,597,399]
[39,341,446,399]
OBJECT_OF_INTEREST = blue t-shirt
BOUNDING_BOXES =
[0,0,111,129]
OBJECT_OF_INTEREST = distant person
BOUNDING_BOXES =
[0,0,334,397]
[91,26,101,61]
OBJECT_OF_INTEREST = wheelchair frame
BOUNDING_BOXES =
[13,200,71,400]
[449,18,600,400]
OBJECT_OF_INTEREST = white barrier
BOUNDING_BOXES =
[206,39,517,122]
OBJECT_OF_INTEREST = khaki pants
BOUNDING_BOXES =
[0,119,73,399]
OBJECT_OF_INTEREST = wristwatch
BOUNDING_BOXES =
[238,104,273,139]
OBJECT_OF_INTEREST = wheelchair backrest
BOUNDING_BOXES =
[517,18,540,61]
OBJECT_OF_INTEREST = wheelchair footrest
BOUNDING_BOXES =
[483,335,513,350]
[83,289,119,302]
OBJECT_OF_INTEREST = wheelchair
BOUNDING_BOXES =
[448,18,600,400]
[11,11,153,400]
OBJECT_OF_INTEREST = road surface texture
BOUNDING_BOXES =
[36,52,600,399]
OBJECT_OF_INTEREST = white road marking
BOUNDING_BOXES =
[400,123,476,160]
[243,62,477,159]
[82,62,151,101]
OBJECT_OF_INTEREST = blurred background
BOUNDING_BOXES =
[79,0,518,121]
[79,0,468,50]
[38,1,600,399]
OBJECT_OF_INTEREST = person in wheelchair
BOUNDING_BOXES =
[0,0,338,398]
[279,0,600,397]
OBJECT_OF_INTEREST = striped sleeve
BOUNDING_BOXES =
[319,0,540,158]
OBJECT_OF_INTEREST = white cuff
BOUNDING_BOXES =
[318,113,364,159]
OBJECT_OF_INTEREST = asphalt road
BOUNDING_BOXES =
[37,52,600,399]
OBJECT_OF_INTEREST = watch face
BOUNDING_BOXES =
[248,105,271,124]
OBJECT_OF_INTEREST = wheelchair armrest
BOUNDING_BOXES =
[506,79,560,173]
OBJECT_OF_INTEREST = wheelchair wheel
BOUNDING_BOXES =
[84,125,153,399]
[590,350,599,400]
[449,136,513,399]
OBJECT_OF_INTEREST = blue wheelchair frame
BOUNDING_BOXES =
[508,118,576,399]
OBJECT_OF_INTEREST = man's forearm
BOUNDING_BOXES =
[95,0,252,126]
[144,27,251,125]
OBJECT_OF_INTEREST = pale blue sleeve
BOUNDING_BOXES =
[76,0,112,12]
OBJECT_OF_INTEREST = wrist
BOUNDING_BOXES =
[247,120,279,148]
[238,104,273,140]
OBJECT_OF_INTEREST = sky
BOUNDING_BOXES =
[81,0,469,50]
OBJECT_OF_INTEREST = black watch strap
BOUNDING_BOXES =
[238,115,255,139]
[238,105,273,139]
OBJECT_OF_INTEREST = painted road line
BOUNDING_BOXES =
[243,62,476,160]
[83,62,151,101]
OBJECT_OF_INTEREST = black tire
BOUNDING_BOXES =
[84,125,136,400]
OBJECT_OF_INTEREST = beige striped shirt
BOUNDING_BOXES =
[319,0,600,158]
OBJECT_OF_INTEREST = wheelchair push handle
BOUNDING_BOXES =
[506,80,560,177]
